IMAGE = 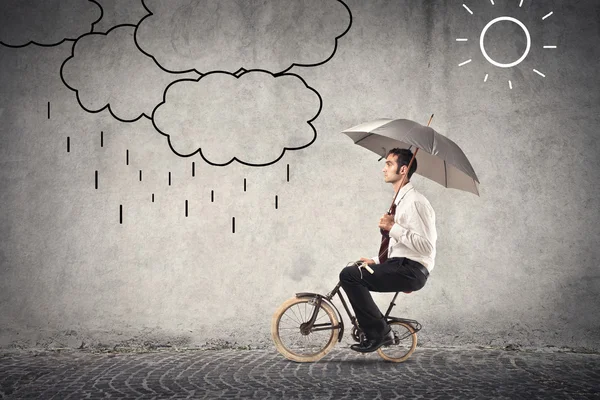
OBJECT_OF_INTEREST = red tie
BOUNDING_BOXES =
[377,202,397,263]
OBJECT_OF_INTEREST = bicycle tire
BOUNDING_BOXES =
[377,321,417,362]
[271,296,339,363]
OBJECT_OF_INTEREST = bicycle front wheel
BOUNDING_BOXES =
[271,296,340,362]
[377,321,417,362]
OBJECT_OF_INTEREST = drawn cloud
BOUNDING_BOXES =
[61,25,199,122]
[152,71,322,166]
[136,0,351,74]
[0,0,102,47]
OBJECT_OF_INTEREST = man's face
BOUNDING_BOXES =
[382,154,404,183]
[383,154,407,183]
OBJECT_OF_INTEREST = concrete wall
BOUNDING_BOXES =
[1,0,598,352]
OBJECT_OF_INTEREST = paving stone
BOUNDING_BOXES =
[0,348,599,399]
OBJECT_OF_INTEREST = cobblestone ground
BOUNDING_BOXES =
[1,348,599,399]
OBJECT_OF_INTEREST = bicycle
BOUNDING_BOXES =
[271,262,422,363]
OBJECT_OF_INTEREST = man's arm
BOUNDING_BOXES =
[389,201,436,257]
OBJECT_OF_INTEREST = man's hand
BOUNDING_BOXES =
[359,257,375,265]
[378,214,394,231]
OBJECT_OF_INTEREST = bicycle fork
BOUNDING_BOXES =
[298,295,344,342]
[299,297,322,335]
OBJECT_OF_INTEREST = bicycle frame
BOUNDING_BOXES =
[295,281,422,343]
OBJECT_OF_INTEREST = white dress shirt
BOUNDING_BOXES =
[371,182,437,271]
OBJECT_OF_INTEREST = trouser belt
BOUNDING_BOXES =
[389,257,429,278]
[414,262,429,278]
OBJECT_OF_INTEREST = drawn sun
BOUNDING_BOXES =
[456,0,556,89]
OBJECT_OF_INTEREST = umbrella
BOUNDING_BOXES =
[341,116,480,196]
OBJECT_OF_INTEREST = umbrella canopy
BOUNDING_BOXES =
[342,118,480,196]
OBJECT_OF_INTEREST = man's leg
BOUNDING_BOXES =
[339,258,427,339]
[339,264,389,339]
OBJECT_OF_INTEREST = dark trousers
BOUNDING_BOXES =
[339,257,428,339]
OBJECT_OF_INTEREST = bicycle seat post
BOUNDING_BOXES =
[384,292,401,318]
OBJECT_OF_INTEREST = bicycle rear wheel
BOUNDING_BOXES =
[377,321,417,362]
[271,296,339,362]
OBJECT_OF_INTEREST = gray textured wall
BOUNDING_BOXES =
[1,0,599,352]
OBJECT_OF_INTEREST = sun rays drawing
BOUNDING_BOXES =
[456,1,557,89]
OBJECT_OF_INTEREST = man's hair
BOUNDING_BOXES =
[386,148,417,180]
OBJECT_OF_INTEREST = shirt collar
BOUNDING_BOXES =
[394,182,414,205]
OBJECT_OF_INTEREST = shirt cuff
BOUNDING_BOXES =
[389,222,406,242]
[370,256,380,265]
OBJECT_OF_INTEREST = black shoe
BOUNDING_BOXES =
[350,329,394,353]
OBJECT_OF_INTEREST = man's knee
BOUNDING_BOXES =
[339,265,358,283]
